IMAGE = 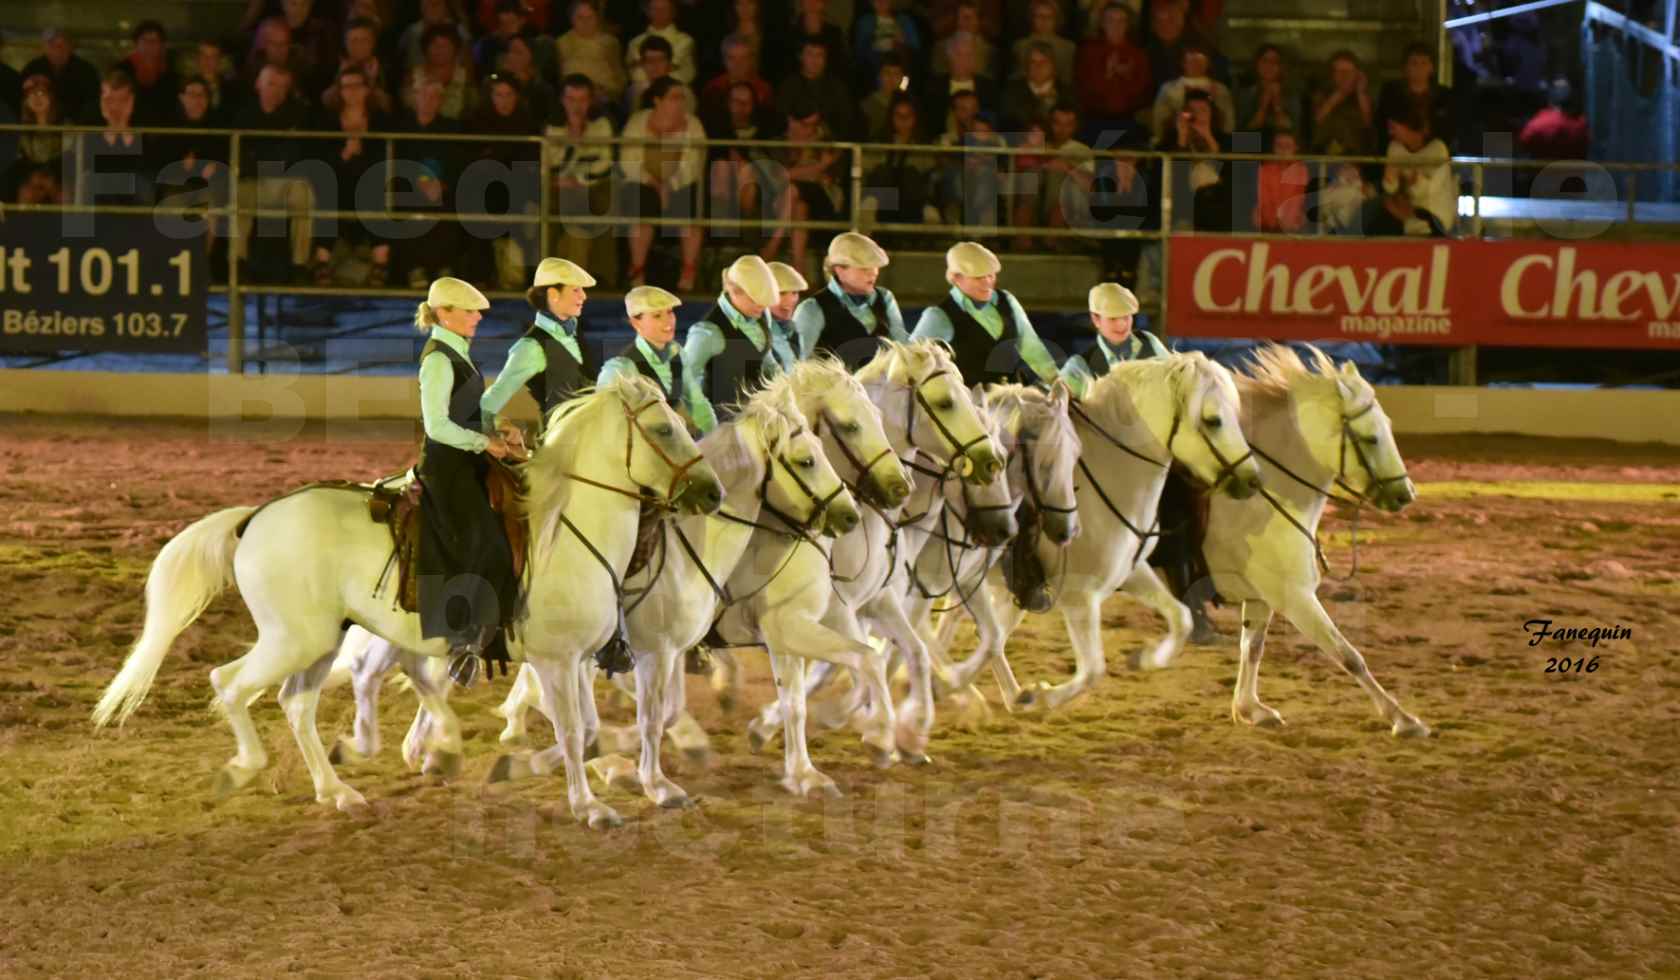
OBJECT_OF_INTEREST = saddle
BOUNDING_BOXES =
[1151,466,1216,605]
[371,461,530,615]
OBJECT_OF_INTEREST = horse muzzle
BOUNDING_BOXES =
[1220,460,1264,500]
[673,466,724,515]
[822,498,861,537]
[1377,477,1417,513]
[970,508,1018,547]
[1041,509,1080,545]
[867,467,912,509]
[962,446,1004,486]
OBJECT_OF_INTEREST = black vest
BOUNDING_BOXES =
[615,339,686,406]
[1081,331,1161,377]
[810,287,892,368]
[521,320,596,422]
[699,304,769,421]
[940,288,1026,386]
[418,339,484,471]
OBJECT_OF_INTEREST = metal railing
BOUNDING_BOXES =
[5,120,1680,379]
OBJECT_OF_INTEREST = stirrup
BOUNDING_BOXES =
[593,634,634,678]
[448,648,482,688]
[684,645,712,675]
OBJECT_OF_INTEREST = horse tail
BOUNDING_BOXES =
[92,506,256,729]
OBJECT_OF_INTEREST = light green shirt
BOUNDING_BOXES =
[792,279,910,358]
[1059,329,1171,398]
[598,336,681,396]
[682,293,781,433]
[480,312,584,424]
[419,327,492,453]
[768,318,801,373]
[910,286,1061,385]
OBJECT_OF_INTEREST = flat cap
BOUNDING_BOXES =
[946,241,1001,277]
[625,285,682,318]
[768,261,809,293]
[1088,282,1139,318]
[532,257,597,289]
[427,276,490,310]
[724,254,777,308]
[826,231,890,269]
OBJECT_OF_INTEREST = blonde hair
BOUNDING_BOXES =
[413,301,440,331]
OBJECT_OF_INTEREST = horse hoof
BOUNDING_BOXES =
[866,744,899,769]
[322,785,368,812]
[422,750,464,779]
[901,751,934,767]
[327,738,363,766]
[487,754,521,784]
[658,793,694,810]
[1392,716,1432,739]
[212,764,259,798]
[584,806,624,830]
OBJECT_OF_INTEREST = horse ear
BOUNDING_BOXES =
[1048,378,1071,408]
[1339,360,1359,379]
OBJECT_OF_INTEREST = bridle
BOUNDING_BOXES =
[559,393,710,509]
[1244,397,1411,579]
[900,366,994,485]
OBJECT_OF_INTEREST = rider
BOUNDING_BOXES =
[682,254,782,432]
[912,241,1062,613]
[766,261,809,371]
[1058,283,1168,397]
[791,231,908,368]
[481,257,599,436]
[909,241,1062,388]
[412,277,523,686]
[1064,282,1217,643]
[598,285,690,416]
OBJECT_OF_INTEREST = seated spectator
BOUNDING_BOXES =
[1376,42,1456,151]
[464,74,544,287]
[392,76,467,287]
[699,34,771,124]
[1316,161,1369,233]
[761,103,844,275]
[620,76,706,289]
[924,32,999,138]
[1012,102,1096,249]
[1157,88,1233,231]
[477,0,556,34]
[782,0,849,84]
[627,0,698,90]
[77,73,154,208]
[1152,43,1235,144]
[696,0,766,79]
[500,36,557,122]
[1002,42,1066,131]
[863,93,938,227]
[935,89,1005,227]
[1357,182,1446,237]
[279,0,343,91]
[6,74,67,203]
[398,0,472,77]
[1310,49,1375,157]
[324,18,396,113]
[776,39,857,140]
[244,18,319,106]
[852,0,923,95]
[545,73,618,281]
[1146,0,1229,89]
[1089,132,1160,287]
[1012,0,1076,89]
[556,0,626,107]
[403,25,478,121]
[1076,3,1151,136]
[1251,127,1309,232]
[231,64,333,283]
[475,0,557,82]
[155,76,231,268]
[114,21,181,127]
[858,53,907,141]
[193,39,241,122]
[626,36,687,116]
[705,80,778,248]
[1518,78,1589,160]
[24,29,103,120]
[931,1,997,80]
[1235,44,1300,140]
[1381,105,1456,235]
[321,67,393,283]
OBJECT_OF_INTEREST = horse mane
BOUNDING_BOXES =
[733,378,807,450]
[855,339,955,386]
[1235,343,1340,399]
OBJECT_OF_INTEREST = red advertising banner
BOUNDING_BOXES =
[1167,236,1680,349]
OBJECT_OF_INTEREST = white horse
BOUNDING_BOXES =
[775,381,1083,743]
[706,341,1007,791]
[92,377,723,826]
[939,352,1265,712]
[1187,345,1429,736]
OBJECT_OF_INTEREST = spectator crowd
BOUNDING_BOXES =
[0,0,1587,291]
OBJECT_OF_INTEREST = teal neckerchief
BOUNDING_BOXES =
[534,310,582,363]
[719,292,768,350]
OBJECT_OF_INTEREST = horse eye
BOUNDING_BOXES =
[797,456,816,469]
[843,420,862,435]
[936,398,955,411]
[1204,416,1223,429]
[654,423,674,437]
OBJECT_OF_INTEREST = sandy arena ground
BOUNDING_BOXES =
[1,415,1677,979]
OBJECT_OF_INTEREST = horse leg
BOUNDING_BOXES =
[1274,589,1431,737]
[633,650,692,808]
[1231,599,1285,728]
[768,651,838,799]
[708,649,740,713]
[490,655,623,828]
[577,659,602,760]
[327,629,398,765]
[208,635,316,797]
[395,652,464,778]
[494,663,543,744]
[277,651,367,812]
[662,652,713,766]
[1119,563,1192,671]
[1023,590,1105,712]
[865,597,936,764]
